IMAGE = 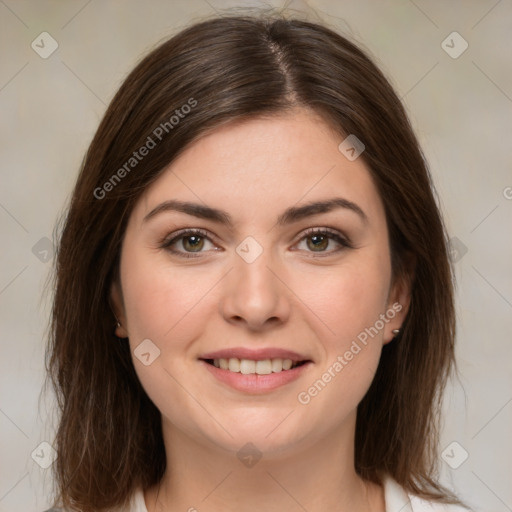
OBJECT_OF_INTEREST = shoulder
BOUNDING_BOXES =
[41,490,146,512]
[130,488,148,511]
[383,475,472,512]
[409,495,472,511]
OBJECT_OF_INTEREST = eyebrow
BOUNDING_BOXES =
[143,197,368,226]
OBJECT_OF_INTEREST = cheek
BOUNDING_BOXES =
[292,254,391,412]
[119,246,218,426]
[292,254,391,347]
[119,245,215,353]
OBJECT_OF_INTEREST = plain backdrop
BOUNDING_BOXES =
[0,1,511,511]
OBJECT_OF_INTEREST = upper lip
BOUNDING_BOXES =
[199,347,311,362]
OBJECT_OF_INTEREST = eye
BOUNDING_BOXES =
[160,227,352,259]
[295,228,352,255]
[160,229,218,258]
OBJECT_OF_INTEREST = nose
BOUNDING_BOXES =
[219,250,291,332]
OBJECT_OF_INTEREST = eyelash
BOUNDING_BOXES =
[159,227,353,259]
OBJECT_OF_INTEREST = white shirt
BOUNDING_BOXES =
[128,475,470,511]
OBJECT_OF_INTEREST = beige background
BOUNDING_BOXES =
[1,1,511,511]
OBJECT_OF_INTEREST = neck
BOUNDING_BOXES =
[145,413,385,512]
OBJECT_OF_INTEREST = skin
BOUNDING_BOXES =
[111,109,411,512]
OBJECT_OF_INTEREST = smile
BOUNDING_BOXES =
[204,357,307,374]
[198,347,313,393]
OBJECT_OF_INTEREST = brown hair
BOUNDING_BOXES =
[46,10,460,511]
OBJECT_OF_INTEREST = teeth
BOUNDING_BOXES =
[214,357,299,374]
[255,360,272,375]
[228,358,240,372]
[240,359,256,374]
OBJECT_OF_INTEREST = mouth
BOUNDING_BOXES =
[198,348,313,393]
[201,357,309,375]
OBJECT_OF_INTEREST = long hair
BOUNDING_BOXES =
[46,11,459,511]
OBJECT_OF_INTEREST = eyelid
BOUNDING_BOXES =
[161,227,213,244]
[295,226,352,248]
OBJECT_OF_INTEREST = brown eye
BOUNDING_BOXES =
[181,235,205,252]
[306,234,329,251]
[161,229,217,258]
[295,228,352,255]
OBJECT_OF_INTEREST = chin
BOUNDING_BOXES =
[201,413,313,456]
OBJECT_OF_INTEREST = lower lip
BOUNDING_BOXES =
[200,360,312,393]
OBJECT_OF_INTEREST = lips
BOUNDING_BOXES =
[198,347,312,393]
[199,347,309,362]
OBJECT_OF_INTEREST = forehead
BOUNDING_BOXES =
[134,110,385,227]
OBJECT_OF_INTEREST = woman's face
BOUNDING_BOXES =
[112,109,408,456]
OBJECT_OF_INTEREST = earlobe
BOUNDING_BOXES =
[384,256,415,344]
[110,281,129,339]
[383,290,409,344]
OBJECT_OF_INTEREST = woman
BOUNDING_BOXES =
[45,11,471,512]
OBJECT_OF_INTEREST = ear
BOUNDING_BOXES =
[110,280,129,339]
[383,253,415,344]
